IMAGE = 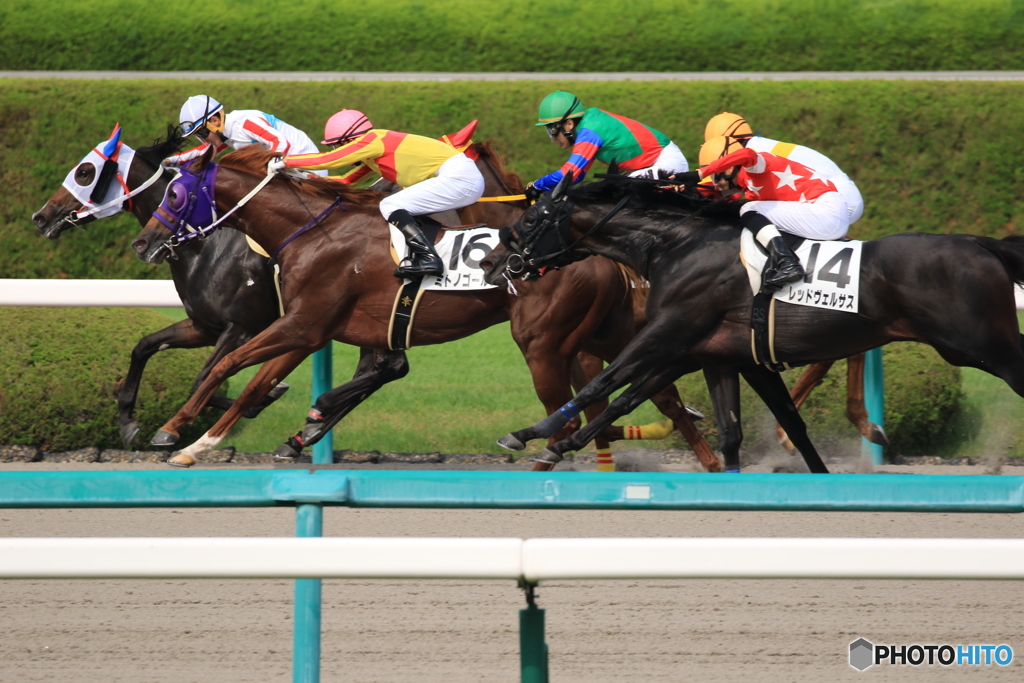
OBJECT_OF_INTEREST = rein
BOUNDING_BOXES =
[270,196,344,263]
[476,194,527,202]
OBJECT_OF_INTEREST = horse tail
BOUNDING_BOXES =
[972,235,1024,287]
[614,262,648,313]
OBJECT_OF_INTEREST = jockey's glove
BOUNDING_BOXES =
[524,183,542,202]
[268,157,288,174]
[670,171,701,187]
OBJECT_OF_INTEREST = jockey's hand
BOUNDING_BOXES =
[268,157,287,174]
[524,183,542,203]
[670,171,701,187]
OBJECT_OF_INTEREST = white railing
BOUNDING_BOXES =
[3,537,1024,580]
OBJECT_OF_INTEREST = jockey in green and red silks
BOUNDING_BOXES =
[525,91,688,199]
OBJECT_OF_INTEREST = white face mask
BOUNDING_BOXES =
[62,142,137,218]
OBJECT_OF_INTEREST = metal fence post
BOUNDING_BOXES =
[312,346,333,464]
[294,503,324,683]
[862,347,885,465]
[519,584,548,683]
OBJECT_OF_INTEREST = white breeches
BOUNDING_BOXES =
[627,141,689,178]
[831,173,864,224]
[741,191,850,241]
[378,153,485,220]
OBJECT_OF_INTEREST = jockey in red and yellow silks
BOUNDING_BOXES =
[280,110,485,279]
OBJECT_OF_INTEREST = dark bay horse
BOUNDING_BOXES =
[482,178,1024,471]
[130,145,717,469]
[31,128,286,447]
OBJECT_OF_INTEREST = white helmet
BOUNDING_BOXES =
[179,95,224,137]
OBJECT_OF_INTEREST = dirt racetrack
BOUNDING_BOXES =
[2,461,1023,682]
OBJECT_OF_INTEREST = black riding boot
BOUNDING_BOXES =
[763,236,805,290]
[389,209,443,279]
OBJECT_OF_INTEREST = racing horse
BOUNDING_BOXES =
[482,177,1024,471]
[129,145,717,469]
[31,126,287,447]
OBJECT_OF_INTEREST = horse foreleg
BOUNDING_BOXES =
[117,318,216,448]
[775,360,834,454]
[570,353,614,471]
[272,348,410,460]
[538,365,686,466]
[154,320,322,445]
[742,367,829,474]
[702,364,744,472]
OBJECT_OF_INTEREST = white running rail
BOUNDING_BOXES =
[2,537,1023,580]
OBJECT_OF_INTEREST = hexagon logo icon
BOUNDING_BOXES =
[850,638,874,671]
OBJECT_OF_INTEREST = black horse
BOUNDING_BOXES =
[482,177,1024,470]
[32,127,286,447]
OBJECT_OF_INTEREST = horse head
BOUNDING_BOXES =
[481,173,577,284]
[133,147,219,265]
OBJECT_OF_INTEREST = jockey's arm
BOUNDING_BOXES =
[332,163,374,185]
[239,116,292,156]
[284,132,382,171]
[532,128,603,192]
[699,147,761,178]
[164,141,228,167]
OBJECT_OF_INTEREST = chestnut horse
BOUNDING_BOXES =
[131,145,716,469]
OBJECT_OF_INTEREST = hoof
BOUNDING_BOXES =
[273,443,300,461]
[167,453,196,468]
[535,448,563,465]
[867,423,890,447]
[497,433,525,451]
[120,421,140,449]
[684,405,706,421]
[151,429,179,447]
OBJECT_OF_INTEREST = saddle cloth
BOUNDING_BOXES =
[739,229,863,314]
[389,224,499,291]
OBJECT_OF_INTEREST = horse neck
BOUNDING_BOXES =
[460,153,527,225]
[571,205,662,278]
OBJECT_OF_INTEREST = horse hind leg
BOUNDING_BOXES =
[775,360,831,453]
[273,349,410,461]
[845,353,889,446]
[570,353,613,472]
[703,365,743,472]
[742,367,829,474]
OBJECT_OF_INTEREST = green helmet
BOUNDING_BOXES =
[535,91,585,126]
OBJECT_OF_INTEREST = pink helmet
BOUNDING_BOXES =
[322,109,373,145]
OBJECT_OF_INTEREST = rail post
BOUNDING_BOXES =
[311,346,333,464]
[862,347,885,465]
[519,583,549,683]
[293,503,324,683]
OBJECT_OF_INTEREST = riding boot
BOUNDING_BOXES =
[389,209,443,279]
[763,237,805,290]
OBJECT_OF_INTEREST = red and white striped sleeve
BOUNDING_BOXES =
[239,115,291,156]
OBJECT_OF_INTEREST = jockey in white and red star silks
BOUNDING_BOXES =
[166,95,326,176]
[699,146,849,242]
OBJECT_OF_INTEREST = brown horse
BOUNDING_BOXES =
[131,144,718,470]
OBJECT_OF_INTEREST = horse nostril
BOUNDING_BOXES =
[132,239,148,253]
[480,259,493,271]
[31,211,46,227]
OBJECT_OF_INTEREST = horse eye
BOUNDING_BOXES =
[74,163,95,185]
[523,213,537,228]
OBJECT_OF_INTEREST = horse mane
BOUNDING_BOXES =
[136,124,186,168]
[569,177,740,220]
[217,145,385,204]
[469,140,525,193]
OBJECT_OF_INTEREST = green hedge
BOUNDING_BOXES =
[2,1,1023,71]
[0,307,221,451]
[4,79,1024,279]
[673,343,964,458]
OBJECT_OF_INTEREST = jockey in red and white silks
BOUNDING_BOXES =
[166,95,327,176]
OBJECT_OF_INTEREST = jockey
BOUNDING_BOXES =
[277,109,485,279]
[525,91,688,200]
[704,111,863,224]
[166,94,327,176]
[677,136,850,290]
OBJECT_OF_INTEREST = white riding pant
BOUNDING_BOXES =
[378,153,485,220]
[627,141,689,178]
[741,191,850,241]
[831,173,864,223]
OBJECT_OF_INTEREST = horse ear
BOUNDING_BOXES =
[191,144,217,172]
[551,173,573,201]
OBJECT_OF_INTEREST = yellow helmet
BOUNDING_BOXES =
[704,112,753,142]
[698,135,744,167]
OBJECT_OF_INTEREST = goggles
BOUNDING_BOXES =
[545,123,562,139]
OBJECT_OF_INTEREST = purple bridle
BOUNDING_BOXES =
[155,160,221,248]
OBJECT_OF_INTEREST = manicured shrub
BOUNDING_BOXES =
[0,307,221,450]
